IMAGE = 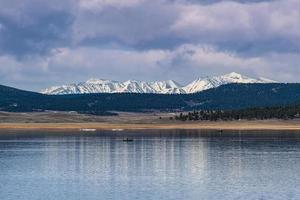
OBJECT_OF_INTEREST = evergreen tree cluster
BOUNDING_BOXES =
[175,107,300,121]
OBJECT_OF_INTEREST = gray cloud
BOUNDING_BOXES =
[0,0,75,56]
[73,0,178,47]
[0,0,298,55]
[72,0,300,54]
[0,0,299,90]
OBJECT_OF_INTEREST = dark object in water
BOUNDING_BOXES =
[123,138,134,142]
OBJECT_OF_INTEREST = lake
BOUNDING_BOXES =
[1,130,300,200]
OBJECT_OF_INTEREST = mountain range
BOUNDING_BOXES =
[1,83,300,115]
[41,72,276,95]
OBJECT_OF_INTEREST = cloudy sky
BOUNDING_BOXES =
[0,0,299,91]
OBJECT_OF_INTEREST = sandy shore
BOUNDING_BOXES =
[1,120,300,131]
[1,112,300,132]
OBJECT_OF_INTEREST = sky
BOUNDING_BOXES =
[0,0,299,91]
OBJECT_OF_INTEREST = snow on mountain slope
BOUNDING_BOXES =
[41,79,185,95]
[148,80,185,94]
[41,72,276,95]
[182,72,276,93]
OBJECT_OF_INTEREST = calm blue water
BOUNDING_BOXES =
[1,130,300,200]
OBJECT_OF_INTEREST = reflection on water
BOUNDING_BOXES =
[1,130,300,200]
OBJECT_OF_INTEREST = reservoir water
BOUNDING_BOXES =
[1,130,300,200]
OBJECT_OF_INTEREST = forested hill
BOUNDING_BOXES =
[1,83,300,114]
[186,83,300,110]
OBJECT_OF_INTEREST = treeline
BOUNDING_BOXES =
[175,106,300,121]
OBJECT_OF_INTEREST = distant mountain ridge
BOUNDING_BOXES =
[2,83,300,115]
[41,72,276,95]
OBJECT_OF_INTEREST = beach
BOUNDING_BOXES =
[1,120,300,131]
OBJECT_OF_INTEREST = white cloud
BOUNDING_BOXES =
[2,44,299,90]
[47,45,269,79]
[171,0,300,43]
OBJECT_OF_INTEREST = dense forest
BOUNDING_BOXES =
[1,83,300,116]
[175,106,300,121]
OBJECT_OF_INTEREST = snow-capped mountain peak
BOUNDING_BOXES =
[221,72,260,83]
[182,72,276,93]
[41,72,276,95]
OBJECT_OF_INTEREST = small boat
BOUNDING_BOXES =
[123,138,134,142]
[112,129,124,132]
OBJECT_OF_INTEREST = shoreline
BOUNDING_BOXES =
[1,120,300,132]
